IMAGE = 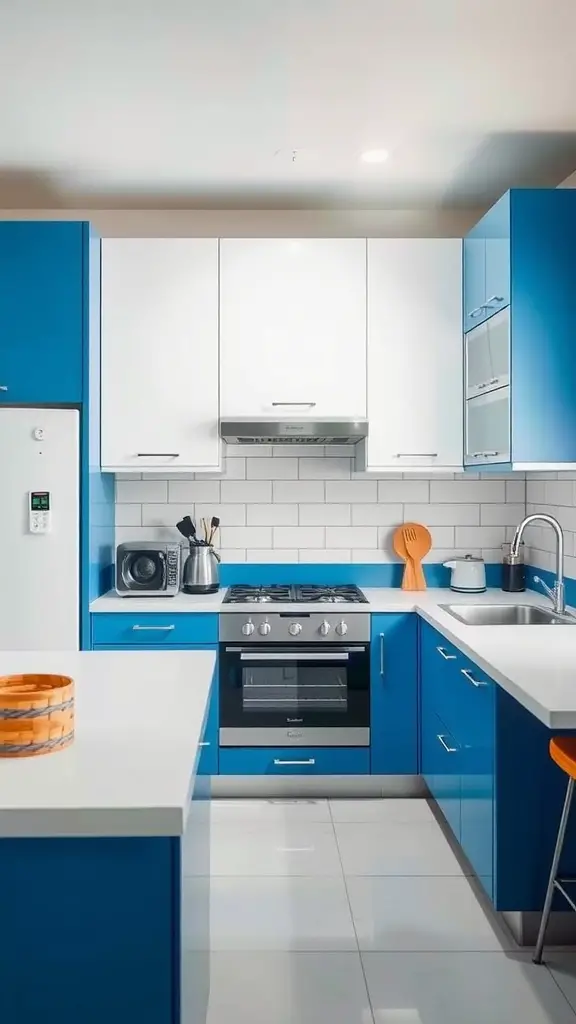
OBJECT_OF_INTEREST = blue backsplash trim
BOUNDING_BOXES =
[527,565,576,608]
[220,562,503,589]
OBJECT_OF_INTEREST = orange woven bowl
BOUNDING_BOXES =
[0,673,74,757]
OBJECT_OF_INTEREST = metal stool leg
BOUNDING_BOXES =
[534,775,575,964]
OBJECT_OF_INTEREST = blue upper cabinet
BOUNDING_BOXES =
[370,614,418,775]
[0,222,86,404]
[464,189,576,469]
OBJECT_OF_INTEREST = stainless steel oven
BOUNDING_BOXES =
[219,612,370,746]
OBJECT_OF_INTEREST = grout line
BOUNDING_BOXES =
[332,815,377,1023]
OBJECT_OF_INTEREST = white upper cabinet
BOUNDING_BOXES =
[101,238,220,473]
[359,238,463,473]
[219,239,367,418]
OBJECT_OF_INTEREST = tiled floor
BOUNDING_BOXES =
[182,798,576,1023]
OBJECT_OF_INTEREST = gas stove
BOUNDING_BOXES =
[222,583,368,605]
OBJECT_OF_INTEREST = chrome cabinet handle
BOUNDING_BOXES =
[436,646,456,661]
[379,633,385,676]
[273,758,316,766]
[468,306,485,318]
[240,652,350,662]
[476,378,500,391]
[132,624,176,631]
[485,295,504,306]
[198,741,210,747]
[461,667,487,688]
[437,734,457,753]
[394,453,438,458]
[471,451,500,458]
[0,385,7,392]
[271,402,316,407]
[136,452,180,458]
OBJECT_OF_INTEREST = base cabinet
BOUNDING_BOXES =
[370,614,418,774]
[219,747,369,775]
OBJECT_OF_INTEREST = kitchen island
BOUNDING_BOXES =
[0,648,216,1024]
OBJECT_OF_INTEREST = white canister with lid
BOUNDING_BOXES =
[443,554,487,593]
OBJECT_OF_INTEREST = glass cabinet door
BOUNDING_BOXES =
[465,387,510,466]
[465,307,509,398]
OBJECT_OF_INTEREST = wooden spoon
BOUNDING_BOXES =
[393,525,416,590]
[402,523,432,590]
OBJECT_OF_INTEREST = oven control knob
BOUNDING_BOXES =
[259,620,271,636]
[335,620,348,636]
[241,620,255,636]
[319,620,331,636]
[288,622,302,636]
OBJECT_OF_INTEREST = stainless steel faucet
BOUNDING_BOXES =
[511,513,565,615]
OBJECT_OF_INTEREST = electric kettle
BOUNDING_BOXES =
[182,544,220,594]
[443,554,486,594]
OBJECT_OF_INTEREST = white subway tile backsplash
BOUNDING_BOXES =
[326,526,378,549]
[221,480,273,503]
[224,444,273,457]
[325,480,378,503]
[272,445,326,457]
[430,480,506,503]
[115,459,529,566]
[246,504,299,526]
[273,526,325,548]
[404,503,480,526]
[247,457,298,480]
[219,526,273,549]
[545,480,575,506]
[116,479,168,504]
[352,504,403,526]
[115,504,142,527]
[168,480,221,503]
[299,458,351,480]
[299,504,351,526]
[273,480,325,502]
[378,479,429,503]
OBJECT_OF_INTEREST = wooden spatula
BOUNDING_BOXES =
[402,523,432,590]
[393,525,416,590]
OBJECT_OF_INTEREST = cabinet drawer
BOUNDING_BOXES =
[420,622,464,734]
[421,710,461,841]
[219,747,369,776]
[91,613,218,647]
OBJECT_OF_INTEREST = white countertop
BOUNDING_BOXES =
[91,587,576,730]
[0,649,216,839]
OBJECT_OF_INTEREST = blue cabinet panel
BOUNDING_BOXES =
[421,709,461,839]
[370,614,418,774]
[457,657,495,900]
[91,612,218,646]
[0,222,85,404]
[219,747,369,776]
[484,238,510,319]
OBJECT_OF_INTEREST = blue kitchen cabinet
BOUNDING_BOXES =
[421,707,461,840]
[463,189,576,468]
[198,677,219,776]
[219,746,369,776]
[370,614,418,774]
[0,222,87,404]
[91,612,218,647]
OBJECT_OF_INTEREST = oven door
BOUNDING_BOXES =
[219,643,370,746]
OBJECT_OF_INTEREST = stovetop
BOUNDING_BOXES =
[222,584,368,605]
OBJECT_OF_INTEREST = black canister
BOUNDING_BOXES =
[501,541,525,593]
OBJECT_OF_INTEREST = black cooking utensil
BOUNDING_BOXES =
[176,516,200,545]
[208,516,220,546]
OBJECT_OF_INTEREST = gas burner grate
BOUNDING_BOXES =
[295,585,368,604]
[223,585,293,605]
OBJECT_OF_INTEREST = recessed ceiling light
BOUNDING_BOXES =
[360,149,389,164]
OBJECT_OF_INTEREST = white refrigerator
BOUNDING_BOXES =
[0,407,80,650]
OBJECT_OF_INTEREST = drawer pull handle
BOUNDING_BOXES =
[271,401,317,407]
[0,385,7,392]
[198,741,210,747]
[394,453,438,458]
[468,306,485,318]
[273,758,316,766]
[461,667,487,688]
[380,633,385,676]
[136,453,180,458]
[436,646,456,661]
[437,734,457,753]
[131,624,176,631]
[471,451,500,458]
[485,295,504,306]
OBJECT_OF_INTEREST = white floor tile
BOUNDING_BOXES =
[210,798,331,824]
[184,875,357,951]
[330,798,435,825]
[203,951,374,1024]
[200,821,342,877]
[545,953,576,1013]
[361,952,576,1024]
[335,820,465,876]
[346,875,515,951]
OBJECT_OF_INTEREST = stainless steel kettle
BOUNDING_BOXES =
[182,544,220,594]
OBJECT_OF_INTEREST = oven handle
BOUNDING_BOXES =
[238,651,352,662]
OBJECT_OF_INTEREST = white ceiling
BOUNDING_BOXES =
[2,0,576,208]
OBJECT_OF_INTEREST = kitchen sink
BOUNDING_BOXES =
[439,603,576,626]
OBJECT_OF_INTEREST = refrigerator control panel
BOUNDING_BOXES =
[29,491,51,534]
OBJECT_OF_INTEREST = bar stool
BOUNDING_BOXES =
[534,736,576,964]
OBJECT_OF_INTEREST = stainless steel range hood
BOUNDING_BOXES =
[220,417,368,446]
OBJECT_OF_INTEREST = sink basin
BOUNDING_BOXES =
[439,603,576,626]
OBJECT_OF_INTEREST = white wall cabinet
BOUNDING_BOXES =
[219,239,367,418]
[101,238,220,473]
[358,238,463,473]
